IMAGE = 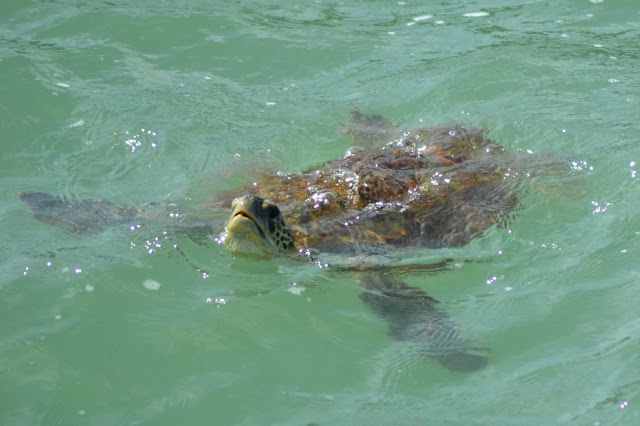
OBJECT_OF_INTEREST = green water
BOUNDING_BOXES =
[2,0,640,424]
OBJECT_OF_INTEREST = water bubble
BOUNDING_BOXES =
[344,146,365,157]
[486,276,498,285]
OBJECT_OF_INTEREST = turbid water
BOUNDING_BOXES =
[1,1,639,424]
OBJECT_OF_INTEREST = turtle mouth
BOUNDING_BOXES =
[229,211,268,241]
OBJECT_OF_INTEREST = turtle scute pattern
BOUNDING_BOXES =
[229,120,517,255]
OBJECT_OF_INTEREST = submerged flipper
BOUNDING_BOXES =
[355,272,488,372]
[20,192,141,235]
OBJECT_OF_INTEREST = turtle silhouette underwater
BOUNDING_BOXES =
[21,111,528,372]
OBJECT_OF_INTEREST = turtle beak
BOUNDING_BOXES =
[224,195,276,255]
[227,209,266,240]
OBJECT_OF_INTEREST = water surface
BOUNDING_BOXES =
[1,0,639,424]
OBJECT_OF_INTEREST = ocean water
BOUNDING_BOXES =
[1,0,639,424]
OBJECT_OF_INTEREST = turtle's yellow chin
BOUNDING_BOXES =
[223,214,277,257]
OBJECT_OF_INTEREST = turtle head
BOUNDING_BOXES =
[221,194,295,256]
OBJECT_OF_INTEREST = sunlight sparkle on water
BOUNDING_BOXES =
[591,200,610,214]
[206,297,226,306]
[124,128,157,153]
[412,15,433,22]
[464,12,489,17]
[288,283,306,296]
[143,280,160,291]
[571,160,593,172]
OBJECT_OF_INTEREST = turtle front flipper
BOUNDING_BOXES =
[354,272,488,372]
[20,192,141,235]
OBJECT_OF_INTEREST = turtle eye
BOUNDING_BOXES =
[231,199,238,210]
[263,201,280,219]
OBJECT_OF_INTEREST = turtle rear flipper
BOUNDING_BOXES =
[356,272,488,372]
[20,192,140,235]
[435,349,489,372]
[339,109,401,148]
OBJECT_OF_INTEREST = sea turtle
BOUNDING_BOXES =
[20,111,524,372]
